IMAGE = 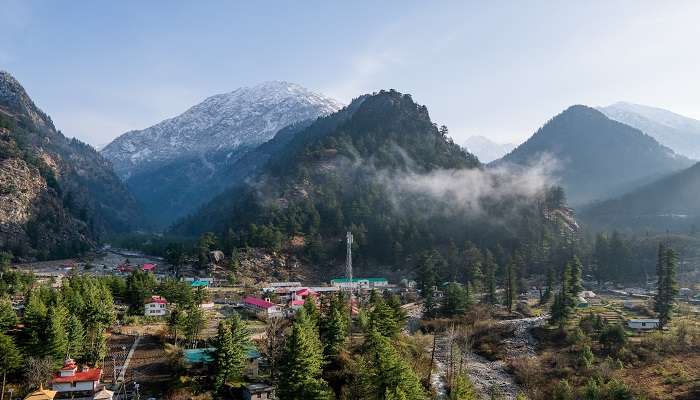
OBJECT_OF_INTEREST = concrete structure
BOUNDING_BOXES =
[52,359,103,397]
[330,277,388,289]
[242,383,275,400]
[628,318,660,330]
[243,296,282,319]
[144,295,168,316]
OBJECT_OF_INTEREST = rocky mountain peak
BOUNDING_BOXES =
[101,81,343,179]
[0,71,53,130]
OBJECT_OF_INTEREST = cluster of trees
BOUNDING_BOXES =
[549,257,583,327]
[0,275,117,394]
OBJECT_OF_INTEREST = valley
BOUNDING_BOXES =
[3,13,700,399]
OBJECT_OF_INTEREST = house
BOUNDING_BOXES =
[581,290,596,298]
[627,318,660,330]
[52,359,103,397]
[24,388,57,400]
[330,277,388,290]
[243,296,282,319]
[191,279,210,289]
[576,297,589,308]
[241,383,275,400]
[144,295,168,316]
[141,263,156,272]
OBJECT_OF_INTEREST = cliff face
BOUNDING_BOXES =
[0,71,140,260]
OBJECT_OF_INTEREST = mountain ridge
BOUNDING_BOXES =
[499,104,693,206]
[598,101,700,159]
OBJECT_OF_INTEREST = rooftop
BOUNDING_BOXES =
[244,296,276,309]
[331,277,387,283]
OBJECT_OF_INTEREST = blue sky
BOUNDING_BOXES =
[2,0,700,147]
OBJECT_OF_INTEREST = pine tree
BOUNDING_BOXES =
[278,309,332,400]
[320,293,348,359]
[655,246,678,329]
[65,313,85,359]
[504,259,516,312]
[46,305,69,361]
[0,297,18,331]
[541,268,555,305]
[22,291,48,356]
[483,250,497,305]
[359,330,426,400]
[449,373,478,399]
[213,316,251,392]
[0,333,21,398]
[570,256,584,299]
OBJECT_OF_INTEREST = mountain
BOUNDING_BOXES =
[581,161,700,232]
[464,135,515,163]
[499,105,693,206]
[598,102,700,160]
[101,81,343,228]
[173,90,575,280]
[0,71,140,260]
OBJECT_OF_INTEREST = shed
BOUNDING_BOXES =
[627,318,660,330]
[24,389,57,400]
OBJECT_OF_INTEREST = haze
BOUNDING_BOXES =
[2,0,700,146]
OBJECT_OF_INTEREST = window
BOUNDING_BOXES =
[642,322,646,327]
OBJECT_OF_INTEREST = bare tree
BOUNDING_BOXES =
[261,316,288,382]
[24,357,54,391]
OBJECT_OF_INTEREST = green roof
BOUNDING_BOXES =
[191,280,210,287]
[331,277,387,283]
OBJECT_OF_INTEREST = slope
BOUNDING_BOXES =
[499,105,693,206]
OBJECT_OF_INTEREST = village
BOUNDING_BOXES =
[3,242,699,400]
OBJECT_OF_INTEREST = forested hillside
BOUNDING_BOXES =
[581,161,700,232]
[0,71,140,260]
[174,90,576,279]
[500,105,692,206]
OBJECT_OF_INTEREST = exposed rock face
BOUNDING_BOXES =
[102,81,343,179]
[101,81,343,228]
[0,71,141,260]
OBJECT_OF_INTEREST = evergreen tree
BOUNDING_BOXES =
[320,293,348,359]
[504,259,516,312]
[417,251,438,317]
[278,309,332,400]
[213,315,251,392]
[303,297,320,329]
[22,291,48,356]
[65,313,85,359]
[368,296,401,338]
[359,330,426,400]
[0,297,17,331]
[442,282,472,317]
[541,268,555,305]
[654,245,678,329]
[449,373,478,400]
[570,256,584,299]
[46,305,69,361]
[0,333,21,397]
[482,250,497,305]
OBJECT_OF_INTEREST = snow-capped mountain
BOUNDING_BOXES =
[598,102,700,159]
[102,81,343,179]
[464,135,515,163]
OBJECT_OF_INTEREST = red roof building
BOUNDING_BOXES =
[142,263,156,271]
[52,358,103,395]
[244,296,275,309]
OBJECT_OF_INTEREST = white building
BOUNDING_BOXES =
[627,318,660,330]
[52,359,104,396]
[330,278,388,289]
[144,295,168,316]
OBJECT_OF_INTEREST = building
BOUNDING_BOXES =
[24,389,57,400]
[52,359,103,397]
[242,383,275,400]
[330,277,388,289]
[191,279,210,289]
[144,295,168,316]
[93,389,114,400]
[627,318,660,330]
[243,296,282,319]
[141,263,156,272]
